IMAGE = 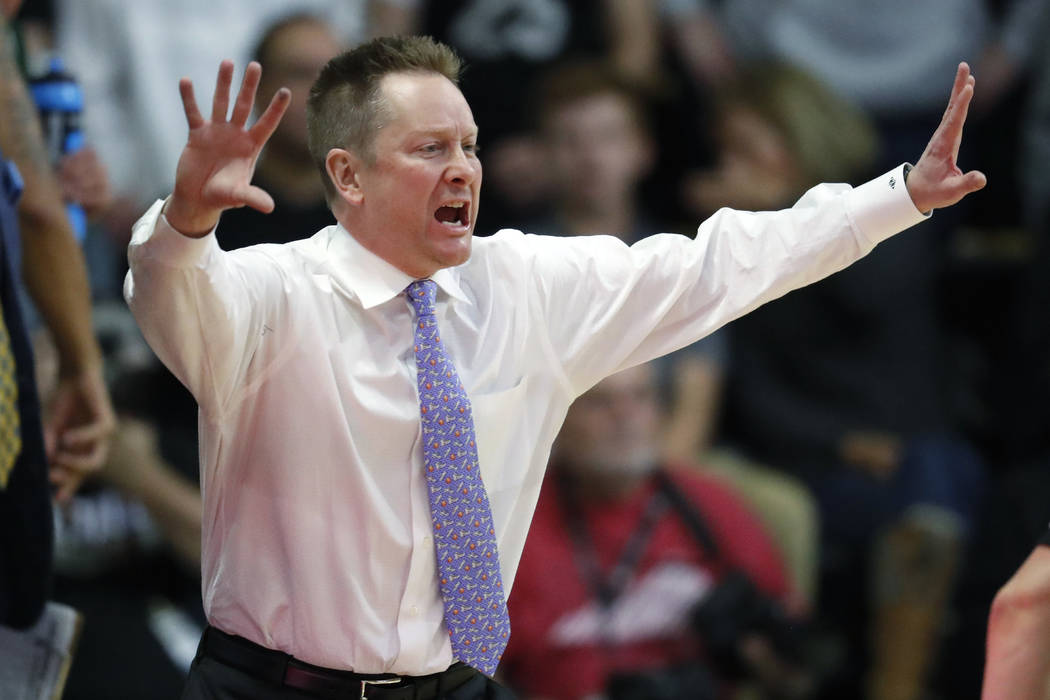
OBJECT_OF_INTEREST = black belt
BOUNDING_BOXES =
[197,626,479,699]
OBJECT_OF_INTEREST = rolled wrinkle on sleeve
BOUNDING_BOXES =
[124,199,272,417]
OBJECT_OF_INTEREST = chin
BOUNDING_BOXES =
[438,239,473,268]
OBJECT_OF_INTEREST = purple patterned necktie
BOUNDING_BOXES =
[407,279,510,676]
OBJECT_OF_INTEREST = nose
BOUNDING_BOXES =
[444,146,480,186]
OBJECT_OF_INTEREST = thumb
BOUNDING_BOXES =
[943,169,988,207]
[962,169,988,193]
[242,185,276,214]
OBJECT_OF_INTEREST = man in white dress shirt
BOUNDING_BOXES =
[124,35,985,700]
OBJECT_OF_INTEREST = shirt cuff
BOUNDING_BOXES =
[844,163,930,248]
[129,197,221,268]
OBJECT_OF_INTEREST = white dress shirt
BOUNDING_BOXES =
[124,164,924,674]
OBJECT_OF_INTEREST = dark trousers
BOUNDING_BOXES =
[181,628,517,700]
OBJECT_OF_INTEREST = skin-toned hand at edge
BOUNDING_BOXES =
[982,546,1050,699]
[162,59,985,274]
[0,8,115,502]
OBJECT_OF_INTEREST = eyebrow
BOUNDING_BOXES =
[405,126,479,140]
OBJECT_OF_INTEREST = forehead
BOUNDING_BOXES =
[377,72,477,138]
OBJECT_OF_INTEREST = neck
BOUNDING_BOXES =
[256,147,326,208]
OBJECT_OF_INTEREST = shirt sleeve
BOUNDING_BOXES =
[123,200,286,417]
[527,165,927,395]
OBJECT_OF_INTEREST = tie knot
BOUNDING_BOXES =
[407,279,438,318]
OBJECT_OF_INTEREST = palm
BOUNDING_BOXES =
[177,120,263,209]
[908,63,987,213]
[169,61,290,232]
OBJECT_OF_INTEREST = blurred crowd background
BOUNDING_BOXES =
[6,0,1050,698]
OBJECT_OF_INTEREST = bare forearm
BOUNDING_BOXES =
[130,460,202,571]
[0,18,100,374]
[19,203,100,372]
[105,418,202,570]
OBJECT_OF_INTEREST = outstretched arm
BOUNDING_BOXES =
[905,62,987,213]
[163,60,290,236]
[126,61,295,414]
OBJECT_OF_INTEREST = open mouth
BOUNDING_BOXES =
[434,202,470,228]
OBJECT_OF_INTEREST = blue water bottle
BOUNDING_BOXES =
[28,57,87,242]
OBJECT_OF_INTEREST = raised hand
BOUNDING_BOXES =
[906,63,987,213]
[165,60,290,236]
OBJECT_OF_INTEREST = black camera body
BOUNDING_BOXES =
[602,472,824,699]
[604,570,809,700]
[692,569,809,677]
[606,662,720,700]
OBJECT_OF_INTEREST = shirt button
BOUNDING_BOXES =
[422,536,432,546]
[409,606,419,617]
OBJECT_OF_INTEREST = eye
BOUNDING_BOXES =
[419,143,442,155]
[463,142,480,156]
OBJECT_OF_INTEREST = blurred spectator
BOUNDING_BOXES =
[1019,7,1050,229]
[215,12,344,250]
[683,63,878,216]
[698,63,985,700]
[659,0,736,89]
[1,0,114,695]
[33,311,204,699]
[501,362,812,700]
[707,0,1047,124]
[53,0,365,248]
[531,59,820,607]
[526,61,658,241]
[693,0,1050,234]
[9,0,113,229]
[10,0,116,306]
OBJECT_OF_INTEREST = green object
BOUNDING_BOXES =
[2,16,30,78]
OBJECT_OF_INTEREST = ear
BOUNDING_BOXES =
[325,148,365,206]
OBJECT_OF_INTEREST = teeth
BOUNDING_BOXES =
[444,202,465,208]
